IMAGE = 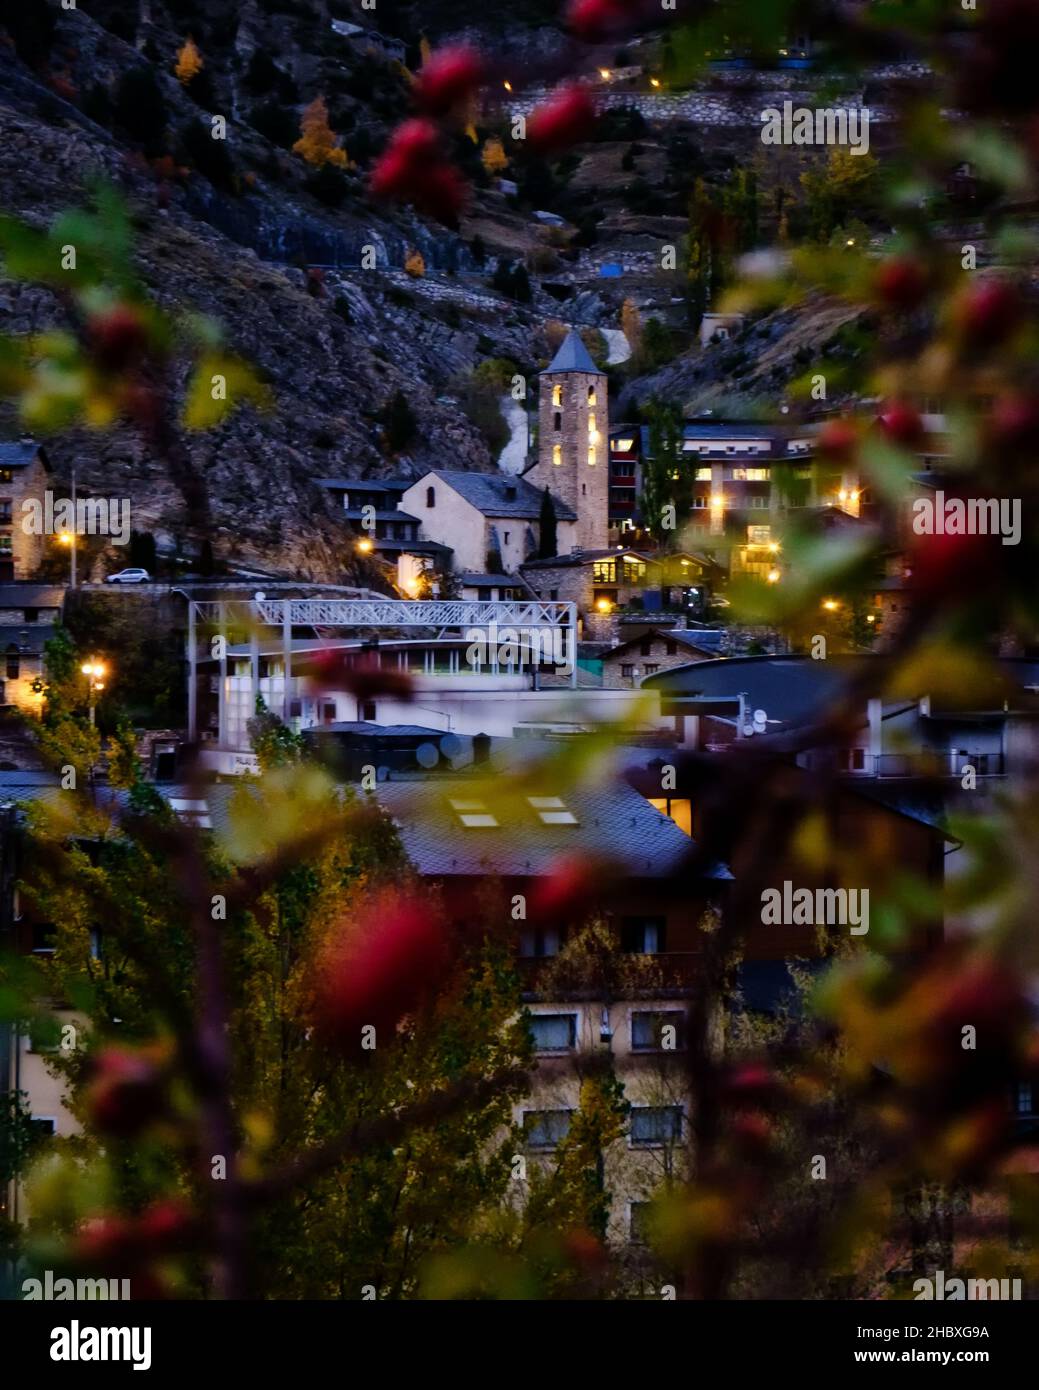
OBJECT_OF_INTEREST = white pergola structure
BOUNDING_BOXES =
[186,595,579,743]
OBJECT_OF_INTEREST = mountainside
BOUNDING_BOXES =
[0,2,559,578]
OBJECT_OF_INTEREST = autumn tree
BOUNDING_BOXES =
[620,297,642,360]
[404,247,425,278]
[481,136,509,177]
[293,96,349,169]
[175,37,204,86]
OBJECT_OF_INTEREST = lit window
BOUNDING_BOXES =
[552,444,562,466]
[527,795,578,825]
[552,384,562,408]
[592,561,615,582]
[587,384,597,404]
[695,467,711,481]
[630,1106,682,1147]
[587,446,596,466]
[647,797,691,835]
[529,1014,577,1052]
[613,438,635,453]
[448,797,498,828]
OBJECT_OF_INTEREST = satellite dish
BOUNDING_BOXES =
[415,742,439,768]
[440,733,462,759]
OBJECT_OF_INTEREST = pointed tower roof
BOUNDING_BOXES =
[541,329,605,375]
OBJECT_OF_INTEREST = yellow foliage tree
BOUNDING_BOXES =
[620,297,641,356]
[481,137,509,177]
[404,248,425,278]
[293,96,349,169]
[175,37,204,85]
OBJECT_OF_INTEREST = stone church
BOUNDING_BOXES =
[524,330,608,555]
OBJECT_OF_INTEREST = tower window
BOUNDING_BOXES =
[552,444,562,466]
[587,446,596,466]
[588,384,597,404]
[426,486,435,508]
[553,412,562,432]
[552,384,562,408]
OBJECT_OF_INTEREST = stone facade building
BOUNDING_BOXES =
[400,470,576,574]
[524,331,609,554]
[600,629,716,689]
[0,440,51,581]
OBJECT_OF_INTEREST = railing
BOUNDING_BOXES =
[799,750,1006,778]
[518,951,701,998]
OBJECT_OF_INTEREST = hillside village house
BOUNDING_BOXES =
[599,628,717,689]
[0,584,64,715]
[520,548,718,626]
[0,440,51,581]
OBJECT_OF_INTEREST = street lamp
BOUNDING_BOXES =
[57,531,77,587]
[80,659,107,725]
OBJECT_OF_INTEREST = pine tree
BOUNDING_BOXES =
[175,37,204,86]
[538,487,558,560]
[293,96,349,169]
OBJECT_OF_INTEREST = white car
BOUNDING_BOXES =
[105,568,151,584]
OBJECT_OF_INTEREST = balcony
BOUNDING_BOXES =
[518,951,701,1000]
[800,750,1006,778]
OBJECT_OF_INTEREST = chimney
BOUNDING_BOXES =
[472,732,491,765]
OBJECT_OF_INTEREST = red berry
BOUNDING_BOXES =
[342,659,415,703]
[816,418,859,461]
[414,46,486,117]
[528,855,599,925]
[370,121,468,223]
[954,278,1022,348]
[905,529,995,601]
[86,306,149,373]
[877,401,923,447]
[136,1199,196,1251]
[527,85,597,155]
[721,1063,776,1102]
[874,255,928,310]
[84,1047,166,1138]
[730,1112,773,1153]
[314,893,449,1046]
[565,0,632,40]
[75,1215,135,1263]
[991,393,1039,448]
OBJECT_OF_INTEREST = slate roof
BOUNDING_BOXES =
[372,775,725,879]
[459,573,530,588]
[0,626,50,655]
[604,629,718,660]
[0,441,44,468]
[520,548,651,570]
[421,471,577,521]
[644,655,878,727]
[541,329,605,376]
[340,508,420,523]
[0,584,65,609]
